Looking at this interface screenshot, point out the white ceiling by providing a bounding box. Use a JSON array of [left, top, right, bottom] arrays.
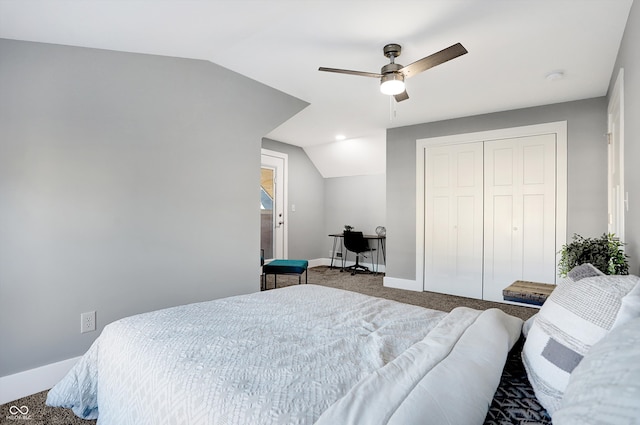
[[0, 0, 633, 177]]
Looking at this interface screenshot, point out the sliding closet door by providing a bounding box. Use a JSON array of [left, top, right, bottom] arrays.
[[483, 134, 557, 302], [424, 143, 484, 298]]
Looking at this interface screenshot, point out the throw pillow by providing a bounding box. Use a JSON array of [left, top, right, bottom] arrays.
[[566, 263, 604, 281], [522, 274, 639, 414], [611, 280, 640, 329], [522, 313, 536, 338], [552, 316, 640, 424], [556, 263, 605, 286]]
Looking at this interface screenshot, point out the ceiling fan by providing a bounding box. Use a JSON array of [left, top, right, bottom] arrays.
[[319, 42, 467, 102]]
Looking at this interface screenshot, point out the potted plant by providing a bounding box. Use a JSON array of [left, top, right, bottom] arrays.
[[558, 233, 629, 277], [344, 225, 354, 233]]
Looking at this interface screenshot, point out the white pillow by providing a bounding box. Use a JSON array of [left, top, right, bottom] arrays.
[[566, 263, 605, 281], [523, 265, 604, 339], [522, 274, 639, 414], [552, 316, 640, 424], [611, 281, 640, 329], [522, 313, 536, 338], [556, 263, 605, 286]]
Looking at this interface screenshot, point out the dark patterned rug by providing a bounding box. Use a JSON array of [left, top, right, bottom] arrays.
[[484, 337, 552, 425]]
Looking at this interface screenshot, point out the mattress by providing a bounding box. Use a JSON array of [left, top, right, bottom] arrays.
[[47, 284, 522, 425]]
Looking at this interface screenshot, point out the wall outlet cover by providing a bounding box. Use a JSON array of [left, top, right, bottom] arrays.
[[81, 311, 96, 333]]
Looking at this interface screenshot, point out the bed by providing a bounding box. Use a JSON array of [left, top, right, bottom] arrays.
[[47, 284, 523, 425]]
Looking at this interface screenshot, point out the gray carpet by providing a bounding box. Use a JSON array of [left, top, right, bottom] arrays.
[[265, 266, 537, 321], [1, 266, 537, 424]]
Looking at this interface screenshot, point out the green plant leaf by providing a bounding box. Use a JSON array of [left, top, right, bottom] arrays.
[[557, 233, 629, 276]]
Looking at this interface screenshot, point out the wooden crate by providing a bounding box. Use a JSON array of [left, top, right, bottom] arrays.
[[502, 280, 555, 306]]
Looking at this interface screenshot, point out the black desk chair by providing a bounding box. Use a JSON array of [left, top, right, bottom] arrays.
[[343, 231, 375, 275]]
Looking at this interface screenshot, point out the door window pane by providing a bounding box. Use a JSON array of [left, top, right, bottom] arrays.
[[260, 168, 274, 259]]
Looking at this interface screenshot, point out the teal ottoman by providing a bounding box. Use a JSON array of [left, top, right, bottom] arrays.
[[262, 259, 308, 290]]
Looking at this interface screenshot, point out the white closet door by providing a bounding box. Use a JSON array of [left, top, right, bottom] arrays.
[[425, 143, 484, 298], [483, 134, 557, 302]]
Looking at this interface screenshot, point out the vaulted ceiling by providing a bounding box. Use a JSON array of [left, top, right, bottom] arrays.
[[0, 0, 633, 177]]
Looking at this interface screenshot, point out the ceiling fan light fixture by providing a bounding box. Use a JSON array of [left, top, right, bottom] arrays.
[[545, 70, 565, 81], [380, 73, 405, 95]]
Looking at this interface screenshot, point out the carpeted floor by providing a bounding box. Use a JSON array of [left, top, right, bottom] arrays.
[[1, 266, 538, 425], [265, 266, 537, 321]]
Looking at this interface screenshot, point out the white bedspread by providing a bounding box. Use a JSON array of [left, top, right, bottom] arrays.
[[47, 284, 522, 425]]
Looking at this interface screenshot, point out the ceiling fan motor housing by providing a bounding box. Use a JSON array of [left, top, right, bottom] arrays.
[[381, 45, 404, 89], [383, 43, 402, 59], [381, 63, 403, 75]]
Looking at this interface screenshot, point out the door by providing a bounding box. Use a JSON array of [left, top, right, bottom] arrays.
[[483, 134, 557, 302], [608, 70, 625, 241], [261, 149, 287, 260], [424, 142, 484, 298], [417, 122, 567, 300]]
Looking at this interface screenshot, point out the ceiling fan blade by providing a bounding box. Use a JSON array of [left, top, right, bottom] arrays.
[[318, 67, 382, 78], [394, 90, 409, 102], [400, 43, 468, 78]]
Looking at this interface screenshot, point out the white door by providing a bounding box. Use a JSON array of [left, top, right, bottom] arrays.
[[608, 70, 625, 241], [261, 149, 287, 260], [483, 134, 557, 302], [424, 143, 484, 298]]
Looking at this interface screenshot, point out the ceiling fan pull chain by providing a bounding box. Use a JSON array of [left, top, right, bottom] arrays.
[[389, 95, 397, 121]]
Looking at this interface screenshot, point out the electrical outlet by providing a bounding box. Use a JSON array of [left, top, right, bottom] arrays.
[[81, 311, 96, 333], [336, 252, 343, 258]]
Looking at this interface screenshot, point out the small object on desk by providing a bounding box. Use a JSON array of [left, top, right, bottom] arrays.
[[503, 280, 556, 306]]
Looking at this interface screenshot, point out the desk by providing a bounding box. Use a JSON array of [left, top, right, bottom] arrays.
[[328, 233, 386, 273]]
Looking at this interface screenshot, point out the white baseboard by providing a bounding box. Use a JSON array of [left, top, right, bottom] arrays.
[[313, 258, 386, 273], [0, 356, 80, 405], [383, 276, 421, 292], [266, 258, 387, 274], [308, 258, 327, 268]]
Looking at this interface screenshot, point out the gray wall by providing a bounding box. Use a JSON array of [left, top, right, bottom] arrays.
[[0, 39, 307, 376], [386, 98, 608, 280], [609, 1, 639, 275], [324, 175, 386, 257], [261, 138, 325, 260]]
